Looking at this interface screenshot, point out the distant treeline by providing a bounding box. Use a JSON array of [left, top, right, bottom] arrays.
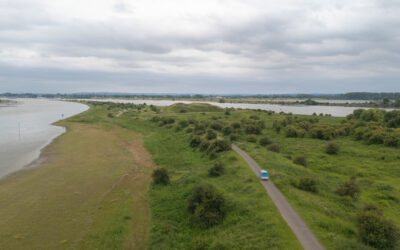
[[1, 92, 400, 100]]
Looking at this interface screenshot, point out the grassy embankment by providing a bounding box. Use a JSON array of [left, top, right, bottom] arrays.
[[0, 103, 303, 249], [110, 103, 303, 249], [138, 103, 400, 250], [0, 112, 154, 249]]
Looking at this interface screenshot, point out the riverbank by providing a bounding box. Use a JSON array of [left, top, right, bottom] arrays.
[[0, 99, 88, 179], [0, 121, 154, 249]]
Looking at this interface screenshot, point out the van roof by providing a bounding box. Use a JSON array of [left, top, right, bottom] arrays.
[[260, 170, 268, 173]]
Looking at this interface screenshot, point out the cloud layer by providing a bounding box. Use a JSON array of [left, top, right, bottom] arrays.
[[1, 0, 399, 93]]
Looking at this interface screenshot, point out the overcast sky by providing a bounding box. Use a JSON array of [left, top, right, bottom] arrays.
[[1, 0, 399, 94]]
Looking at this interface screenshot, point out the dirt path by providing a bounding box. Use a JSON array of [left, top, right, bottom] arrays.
[[232, 144, 325, 250]]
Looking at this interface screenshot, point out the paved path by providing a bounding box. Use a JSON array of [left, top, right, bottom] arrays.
[[232, 144, 324, 250]]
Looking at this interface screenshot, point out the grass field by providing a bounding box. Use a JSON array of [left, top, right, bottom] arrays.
[[0, 121, 154, 249]]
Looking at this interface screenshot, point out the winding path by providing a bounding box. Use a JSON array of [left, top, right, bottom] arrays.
[[232, 144, 324, 250]]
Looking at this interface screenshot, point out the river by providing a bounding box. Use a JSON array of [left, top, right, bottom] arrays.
[[75, 98, 380, 117], [0, 99, 88, 179]]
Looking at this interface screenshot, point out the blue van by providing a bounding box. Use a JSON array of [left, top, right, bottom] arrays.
[[260, 170, 269, 180]]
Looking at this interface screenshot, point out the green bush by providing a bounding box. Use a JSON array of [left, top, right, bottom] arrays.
[[259, 137, 272, 146], [222, 126, 233, 135], [199, 139, 210, 152], [295, 176, 318, 193], [190, 136, 202, 148], [231, 122, 241, 129], [206, 130, 217, 140], [336, 177, 361, 199], [293, 156, 307, 167], [208, 139, 231, 153], [230, 133, 239, 141], [208, 163, 224, 177], [267, 144, 280, 153], [152, 168, 170, 185], [247, 135, 257, 143], [187, 184, 226, 227], [210, 122, 223, 131], [326, 142, 340, 154], [285, 126, 305, 138], [356, 205, 399, 249]]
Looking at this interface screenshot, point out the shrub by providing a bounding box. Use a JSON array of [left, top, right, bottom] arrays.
[[222, 126, 233, 135], [383, 133, 400, 147], [230, 133, 238, 141], [356, 205, 399, 249], [208, 163, 224, 177], [336, 177, 361, 199], [190, 136, 202, 148], [249, 115, 260, 120], [247, 135, 257, 143], [326, 142, 340, 154], [185, 127, 194, 133], [293, 156, 307, 167], [178, 120, 188, 128], [199, 139, 210, 152], [152, 168, 170, 185], [187, 184, 226, 227], [267, 144, 280, 153], [259, 137, 272, 146], [208, 140, 231, 153], [310, 125, 336, 140], [231, 122, 241, 129], [295, 176, 318, 193], [245, 124, 262, 134], [206, 130, 217, 140], [210, 122, 223, 131], [285, 126, 305, 138]]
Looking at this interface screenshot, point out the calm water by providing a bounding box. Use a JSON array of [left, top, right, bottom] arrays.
[[0, 99, 88, 179], [76, 98, 380, 117]]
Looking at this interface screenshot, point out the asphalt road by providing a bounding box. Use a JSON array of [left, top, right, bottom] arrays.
[[232, 144, 325, 250]]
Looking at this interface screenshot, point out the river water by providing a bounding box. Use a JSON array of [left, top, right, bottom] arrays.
[[0, 99, 88, 179], [76, 98, 380, 117]]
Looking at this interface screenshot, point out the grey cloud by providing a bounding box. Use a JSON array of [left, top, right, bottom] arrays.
[[0, 0, 400, 93]]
